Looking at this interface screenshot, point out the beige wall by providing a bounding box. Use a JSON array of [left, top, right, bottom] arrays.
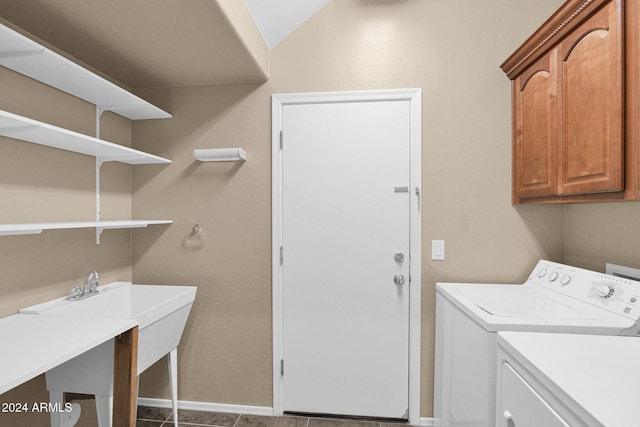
[[565, 203, 640, 271], [132, 83, 273, 406], [0, 65, 133, 424], [132, 0, 566, 418]]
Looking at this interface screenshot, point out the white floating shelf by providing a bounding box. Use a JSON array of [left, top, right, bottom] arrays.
[[0, 23, 171, 120], [0, 220, 173, 237], [193, 148, 247, 162], [0, 109, 171, 165]]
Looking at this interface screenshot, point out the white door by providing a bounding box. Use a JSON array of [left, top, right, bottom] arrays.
[[279, 92, 414, 419]]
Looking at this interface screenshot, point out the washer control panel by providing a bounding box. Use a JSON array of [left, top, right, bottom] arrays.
[[528, 260, 640, 320]]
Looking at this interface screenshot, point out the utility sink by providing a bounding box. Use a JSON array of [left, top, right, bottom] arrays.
[[20, 282, 197, 427], [21, 282, 196, 372]]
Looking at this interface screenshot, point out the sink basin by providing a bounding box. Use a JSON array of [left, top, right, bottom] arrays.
[[21, 282, 197, 372], [20, 282, 196, 427]]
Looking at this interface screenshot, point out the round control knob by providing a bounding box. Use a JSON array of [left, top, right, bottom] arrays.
[[560, 275, 572, 286], [548, 271, 559, 282], [537, 268, 547, 278], [597, 284, 614, 298]]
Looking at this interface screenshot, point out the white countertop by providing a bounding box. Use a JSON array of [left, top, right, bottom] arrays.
[[498, 332, 640, 427], [0, 313, 137, 395]]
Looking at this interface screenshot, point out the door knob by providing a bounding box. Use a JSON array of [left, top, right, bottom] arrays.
[[394, 274, 406, 286]]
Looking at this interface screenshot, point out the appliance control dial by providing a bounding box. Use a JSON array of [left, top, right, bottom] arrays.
[[537, 268, 547, 278], [596, 284, 615, 299], [548, 271, 559, 282], [560, 275, 572, 286]]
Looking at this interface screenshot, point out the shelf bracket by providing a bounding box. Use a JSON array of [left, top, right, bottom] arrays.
[[96, 106, 105, 139], [0, 49, 45, 60], [96, 225, 105, 244], [95, 156, 104, 244], [95, 106, 105, 244], [96, 221, 151, 244]]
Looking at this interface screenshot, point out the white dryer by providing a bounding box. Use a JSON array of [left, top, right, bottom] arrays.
[[496, 331, 640, 427], [433, 260, 640, 427]]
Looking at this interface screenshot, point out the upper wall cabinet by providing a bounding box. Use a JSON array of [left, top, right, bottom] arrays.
[[502, 0, 629, 204]]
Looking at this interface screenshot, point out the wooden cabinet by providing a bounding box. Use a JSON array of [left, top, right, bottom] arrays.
[[558, 2, 623, 196], [503, 0, 626, 203], [626, 0, 640, 199], [513, 52, 558, 199]]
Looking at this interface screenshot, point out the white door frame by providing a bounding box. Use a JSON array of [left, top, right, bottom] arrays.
[[272, 89, 422, 425]]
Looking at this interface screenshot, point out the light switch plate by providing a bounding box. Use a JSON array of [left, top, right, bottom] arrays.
[[432, 240, 445, 261]]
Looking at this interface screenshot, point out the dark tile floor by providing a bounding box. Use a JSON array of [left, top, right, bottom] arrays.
[[136, 406, 414, 427]]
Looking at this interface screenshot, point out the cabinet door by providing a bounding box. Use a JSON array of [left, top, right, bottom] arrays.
[[513, 53, 558, 201], [499, 362, 570, 427], [627, 0, 640, 199], [558, 1, 623, 195]]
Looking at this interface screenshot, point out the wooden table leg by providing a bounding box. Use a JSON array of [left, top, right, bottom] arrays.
[[113, 326, 139, 427]]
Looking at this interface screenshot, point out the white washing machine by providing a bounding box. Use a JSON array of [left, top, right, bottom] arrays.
[[496, 331, 640, 427], [433, 260, 640, 427]]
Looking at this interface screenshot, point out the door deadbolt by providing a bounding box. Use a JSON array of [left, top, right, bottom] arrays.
[[394, 252, 405, 263], [394, 274, 406, 286]]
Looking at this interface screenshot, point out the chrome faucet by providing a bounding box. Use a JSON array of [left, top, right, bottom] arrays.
[[70, 270, 100, 300]]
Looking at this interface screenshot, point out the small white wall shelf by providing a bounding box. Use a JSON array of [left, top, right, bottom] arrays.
[[193, 148, 247, 162], [0, 22, 171, 120], [0, 109, 170, 165], [0, 220, 173, 237]]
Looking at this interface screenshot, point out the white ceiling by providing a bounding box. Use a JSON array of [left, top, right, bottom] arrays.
[[244, 0, 329, 49]]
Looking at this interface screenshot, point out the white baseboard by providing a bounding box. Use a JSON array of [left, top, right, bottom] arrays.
[[137, 397, 274, 417], [139, 398, 436, 426]]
